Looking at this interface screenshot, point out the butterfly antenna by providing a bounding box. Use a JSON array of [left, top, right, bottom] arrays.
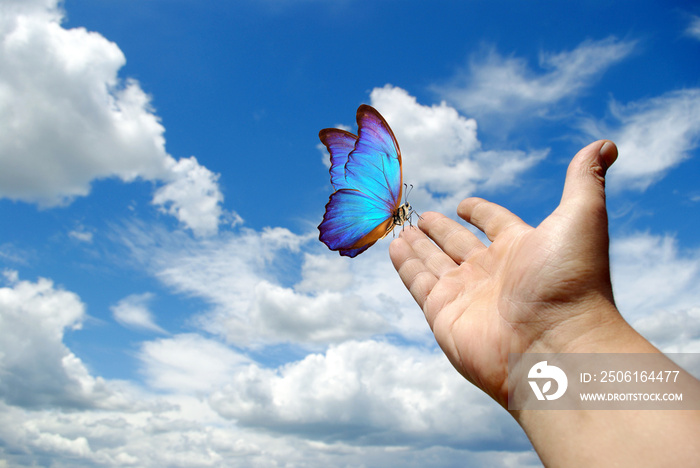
[[401, 183, 423, 229], [404, 183, 414, 204]]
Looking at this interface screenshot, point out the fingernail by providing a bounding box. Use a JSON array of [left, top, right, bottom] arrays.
[[599, 140, 618, 169]]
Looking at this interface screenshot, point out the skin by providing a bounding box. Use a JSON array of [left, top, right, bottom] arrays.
[[390, 140, 700, 467]]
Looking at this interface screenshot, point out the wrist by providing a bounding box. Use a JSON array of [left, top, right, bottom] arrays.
[[525, 297, 658, 355]]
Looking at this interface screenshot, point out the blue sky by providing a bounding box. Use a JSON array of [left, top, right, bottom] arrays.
[[1, 0, 700, 466]]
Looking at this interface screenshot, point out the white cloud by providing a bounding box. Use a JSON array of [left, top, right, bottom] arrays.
[[0, 271, 127, 409], [31, 431, 92, 458], [686, 14, 700, 40], [632, 308, 700, 353], [111, 292, 167, 334], [0, 397, 252, 467], [138, 334, 252, 393], [152, 156, 225, 237], [114, 221, 425, 347], [610, 232, 700, 351], [0, 243, 30, 265], [0, 268, 533, 467], [247, 280, 390, 343], [210, 340, 522, 449], [295, 252, 354, 292], [0, 6, 166, 202], [581, 89, 700, 191], [611, 232, 700, 318], [437, 37, 635, 119], [0, 396, 536, 468], [0, 0, 226, 235], [369, 85, 547, 214], [68, 227, 94, 243]]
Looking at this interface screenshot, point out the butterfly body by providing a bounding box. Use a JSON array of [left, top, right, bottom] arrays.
[[318, 105, 412, 257]]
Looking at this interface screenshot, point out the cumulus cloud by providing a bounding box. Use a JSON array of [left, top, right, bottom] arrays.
[[0, 396, 260, 467], [369, 85, 547, 214], [247, 281, 390, 343], [0, 267, 519, 467], [0, 266, 530, 467], [210, 340, 523, 449], [437, 37, 635, 119], [611, 232, 700, 326], [0, 396, 534, 468], [111, 292, 167, 334], [0, 271, 125, 409], [581, 89, 700, 191], [0, 0, 226, 235], [152, 156, 225, 237]]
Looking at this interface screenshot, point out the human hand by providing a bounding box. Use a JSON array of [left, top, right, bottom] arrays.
[[390, 140, 651, 406]]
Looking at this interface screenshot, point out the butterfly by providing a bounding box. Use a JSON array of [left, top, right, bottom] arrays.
[[318, 105, 415, 257]]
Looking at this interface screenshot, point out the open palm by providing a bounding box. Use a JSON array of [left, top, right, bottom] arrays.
[[390, 140, 621, 406]]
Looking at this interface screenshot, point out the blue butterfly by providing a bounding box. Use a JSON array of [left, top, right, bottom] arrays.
[[318, 105, 414, 257]]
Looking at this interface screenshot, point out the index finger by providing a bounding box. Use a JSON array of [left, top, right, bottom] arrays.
[[457, 197, 528, 241], [417, 211, 486, 263]]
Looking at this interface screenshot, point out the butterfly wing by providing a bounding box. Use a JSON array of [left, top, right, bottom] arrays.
[[319, 189, 396, 257], [344, 105, 402, 209], [318, 105, 403, 257], [319, 128, 357, 190]]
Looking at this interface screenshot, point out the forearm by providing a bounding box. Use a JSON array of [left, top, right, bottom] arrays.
[[519, 408, 700, 467], [512, 306, 700, 467]]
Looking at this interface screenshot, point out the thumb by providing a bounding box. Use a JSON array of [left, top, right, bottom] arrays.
[[559, 140, 618, 218], [553, 140, 618, 304]]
